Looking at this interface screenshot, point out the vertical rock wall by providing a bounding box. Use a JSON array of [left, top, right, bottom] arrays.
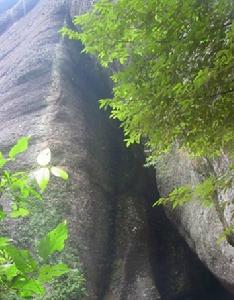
[[0, 1, 233, 299], [156, 149, 234, 294]]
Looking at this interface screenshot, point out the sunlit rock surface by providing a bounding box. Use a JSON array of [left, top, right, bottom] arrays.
[[0, 0, 233, 299]]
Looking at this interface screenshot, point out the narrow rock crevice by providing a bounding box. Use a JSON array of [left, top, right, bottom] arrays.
[[0, 1, 233, 299]]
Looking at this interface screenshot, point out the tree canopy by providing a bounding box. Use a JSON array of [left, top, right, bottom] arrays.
[[61, 0, 234, 163]]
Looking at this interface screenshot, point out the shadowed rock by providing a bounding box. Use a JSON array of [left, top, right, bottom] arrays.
[[156, 149, 234, 294], [0, 1, 233, 299]]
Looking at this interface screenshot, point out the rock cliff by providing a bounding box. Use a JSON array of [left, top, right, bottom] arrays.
[[156, 149, 234, 294], [0, 0, 233, 299]]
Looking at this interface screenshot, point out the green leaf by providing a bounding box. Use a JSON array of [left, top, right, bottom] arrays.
[[38, 221, 68, 260], [0, 263, 19, 280], [34, 167, 50, 191], [5, 245, 37, 274], [21, 280, 45, 297], [13, 278, 45, 297], [0, 237, 11, 248], [51, 166, 69, 180], [9, 137, 29, 159], [10, 207, 30, 218], [39, 263, 69, 283], [37, 148, 51, 166], [62, 0, 234, 160], [0, 152, 7, 168]]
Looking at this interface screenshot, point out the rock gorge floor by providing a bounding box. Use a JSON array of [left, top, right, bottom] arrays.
[[0, 0, 233, 299]]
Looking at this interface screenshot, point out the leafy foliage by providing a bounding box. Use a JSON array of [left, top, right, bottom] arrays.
[[34, 148, 68, 192], [155, 162, 233, 203], [154, 175, 218, 208], [61, 0, 234, 243], [8, 137, 30, 159], [0, 138, 74, 298], [154, 166, 234, 243], [38, 221, 68, 260], [61, 0, 234, 161], [217, 225, 234, 245], [38, 264, 69, 284], [13, 192, 87, 300], [154, 185, 193, 209], [36, 268, 86, 300]]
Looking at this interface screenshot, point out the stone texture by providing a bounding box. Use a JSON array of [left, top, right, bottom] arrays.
[[0, 1, 160, 298], [0, 1, 233, 299], [156, 149, 234, 294]]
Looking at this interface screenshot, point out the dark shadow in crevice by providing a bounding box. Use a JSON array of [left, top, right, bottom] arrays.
[[147, 194, 234, 300], [63, 17, 234, 299]]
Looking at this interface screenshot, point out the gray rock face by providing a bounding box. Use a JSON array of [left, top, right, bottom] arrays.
[[156, 149, 234, 294], [0, 1, 233, 299]]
